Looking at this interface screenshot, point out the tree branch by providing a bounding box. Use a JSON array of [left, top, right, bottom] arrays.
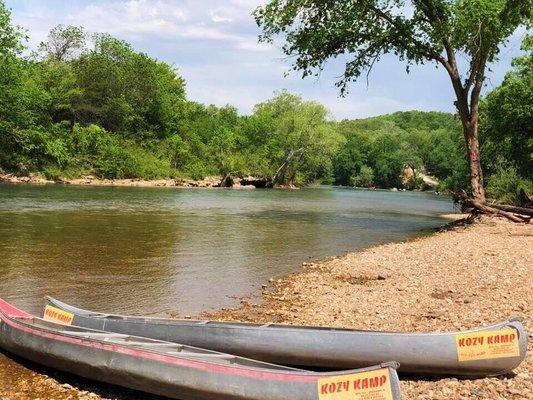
[[469, 57, 487, 118], [418, 0, 458, 71], [367, 4, 449, 67]]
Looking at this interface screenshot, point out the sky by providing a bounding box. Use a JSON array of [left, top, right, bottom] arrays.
[[6, 0, 527, 119]]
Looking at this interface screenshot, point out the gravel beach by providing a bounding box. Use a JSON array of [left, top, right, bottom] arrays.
[[1, 216, 531, 399]]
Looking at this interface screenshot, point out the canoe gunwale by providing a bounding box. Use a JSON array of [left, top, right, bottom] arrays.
[[46, 296, 524, 337]]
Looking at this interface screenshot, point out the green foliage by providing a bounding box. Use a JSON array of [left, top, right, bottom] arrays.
[[0, 0, 25, 57], [486, 165, 533, 205], [250, 91, 345, 185], [70, 33, 186, 139], [0, 13, 529, 205], [255, 0, 531, 200], [66, 124, 174, 179], [332, 112, 464, 189], [37, 25, 85, 61], [350, 165, 374, 187], [481, 35, 532, 181]]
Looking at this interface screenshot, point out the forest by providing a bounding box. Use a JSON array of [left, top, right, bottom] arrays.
[[0, 2, 531, 204]]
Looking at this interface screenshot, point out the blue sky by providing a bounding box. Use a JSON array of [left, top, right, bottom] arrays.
[[7, 0, 527, 119]]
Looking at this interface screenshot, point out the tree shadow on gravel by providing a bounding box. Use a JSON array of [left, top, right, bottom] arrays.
[[0, 349, 166, 400]]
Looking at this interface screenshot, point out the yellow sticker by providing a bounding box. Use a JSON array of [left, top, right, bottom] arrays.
[[455, 328, 520, 362], [43, 305, 74, 325], [318, 368, 393, 400]]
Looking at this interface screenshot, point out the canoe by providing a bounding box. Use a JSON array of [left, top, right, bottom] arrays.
[[46, 297, 527, 377], [0, 299, 401, 400]]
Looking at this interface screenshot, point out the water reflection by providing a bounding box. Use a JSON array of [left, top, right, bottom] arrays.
[[0, 185, 455, 316]]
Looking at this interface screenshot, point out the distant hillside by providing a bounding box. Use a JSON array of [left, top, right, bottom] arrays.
[[332, 111, 465, 189], [341, 110, 459, 132]]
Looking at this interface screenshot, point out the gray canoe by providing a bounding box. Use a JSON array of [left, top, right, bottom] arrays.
[[0, 298, 401, 400], [46, 297, 527, 377]]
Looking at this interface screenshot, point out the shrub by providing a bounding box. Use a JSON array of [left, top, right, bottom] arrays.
[[486, 165, 533, 205], [350, 165, 374, 187]]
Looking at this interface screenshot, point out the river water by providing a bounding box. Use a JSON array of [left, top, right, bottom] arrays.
[[0, 184, 455, 317]]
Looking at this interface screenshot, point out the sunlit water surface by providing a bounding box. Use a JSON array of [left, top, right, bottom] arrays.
[[0, 185, 455, 316]]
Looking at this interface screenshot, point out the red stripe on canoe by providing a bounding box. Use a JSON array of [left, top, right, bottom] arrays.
[[0, 299, 32, 318], [0, 302, 319, 382]]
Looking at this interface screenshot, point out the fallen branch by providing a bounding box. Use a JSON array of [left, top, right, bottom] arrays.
[[453, 191, 531, 223], [483, 202, 533, 217], [470, 199, 527, 223]]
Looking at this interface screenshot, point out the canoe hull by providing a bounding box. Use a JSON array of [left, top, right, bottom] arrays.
[[1, 300, 401, 400], [47, 298, 528, 376]]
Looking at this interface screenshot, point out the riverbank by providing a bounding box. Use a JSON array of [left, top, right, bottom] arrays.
[[1, 216, 530, 399], [206, 216, 532, 400], [0, 173, 440, 192], [0, 173, 243, 188], [0, 173, 303, 190]]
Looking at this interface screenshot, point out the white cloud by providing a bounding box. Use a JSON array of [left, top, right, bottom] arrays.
[[180, 25, 240, 41], [70, 1, 187, 37], [210, 9, 234, 24]]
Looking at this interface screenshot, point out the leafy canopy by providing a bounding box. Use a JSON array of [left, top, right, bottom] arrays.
[[255, 0, 532, 93], [37, 25, 85, 61], [0, 0, 25, 57]]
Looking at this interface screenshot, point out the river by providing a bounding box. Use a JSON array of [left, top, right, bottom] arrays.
[[0, 184, 455, 317]]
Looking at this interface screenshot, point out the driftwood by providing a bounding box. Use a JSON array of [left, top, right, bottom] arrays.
[[272, 148, 305, 185], [454, 191, 531, 224], [483, 202, 533, 217]]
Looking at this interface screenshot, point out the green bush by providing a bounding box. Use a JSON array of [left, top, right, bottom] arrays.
[[42, 166, 63, 181], [184, 160, 212, 181], [66, 124, 175, 180], [486, 165, 533, 205], [350, 165, 374, 187]]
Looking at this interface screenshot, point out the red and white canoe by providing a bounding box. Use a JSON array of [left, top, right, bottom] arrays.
[[0, 299, 401, 400]]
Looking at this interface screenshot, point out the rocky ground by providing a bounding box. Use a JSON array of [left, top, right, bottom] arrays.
[[206, 216, 532, 400], [0, 173, 258, 189], [1, 216, 531, 399]]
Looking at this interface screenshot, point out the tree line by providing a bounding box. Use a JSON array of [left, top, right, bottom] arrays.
[[0, 2, 531, 204], [254, 0, 531, 204]]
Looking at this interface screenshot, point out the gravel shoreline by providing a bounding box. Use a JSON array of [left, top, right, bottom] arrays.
[[1, 216, 531, 399], [0, 174, 255, 189], [206, 217, 532, 400]]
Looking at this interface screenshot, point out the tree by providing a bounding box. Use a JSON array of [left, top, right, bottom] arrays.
[[73, 33, 186, 138], [37, 25, 85, 62], [481, 35, 532, 181], [0, 1, 55, 172], [252, 91, 345, 186], [0, 0, 24, 57], [32, 60, 82, 130], [255, 0, 532, 200], [479, 35, 532, 204]]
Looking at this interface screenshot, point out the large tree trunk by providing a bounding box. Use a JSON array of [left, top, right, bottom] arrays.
[[464, 123, 485, 201], [451, 81, 486, 201], [447, 61, 487, 202], [272, 147, 304, 185]]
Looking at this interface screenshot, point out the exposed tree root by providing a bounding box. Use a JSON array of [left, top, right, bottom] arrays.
[[453, 191, 531, 224]]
